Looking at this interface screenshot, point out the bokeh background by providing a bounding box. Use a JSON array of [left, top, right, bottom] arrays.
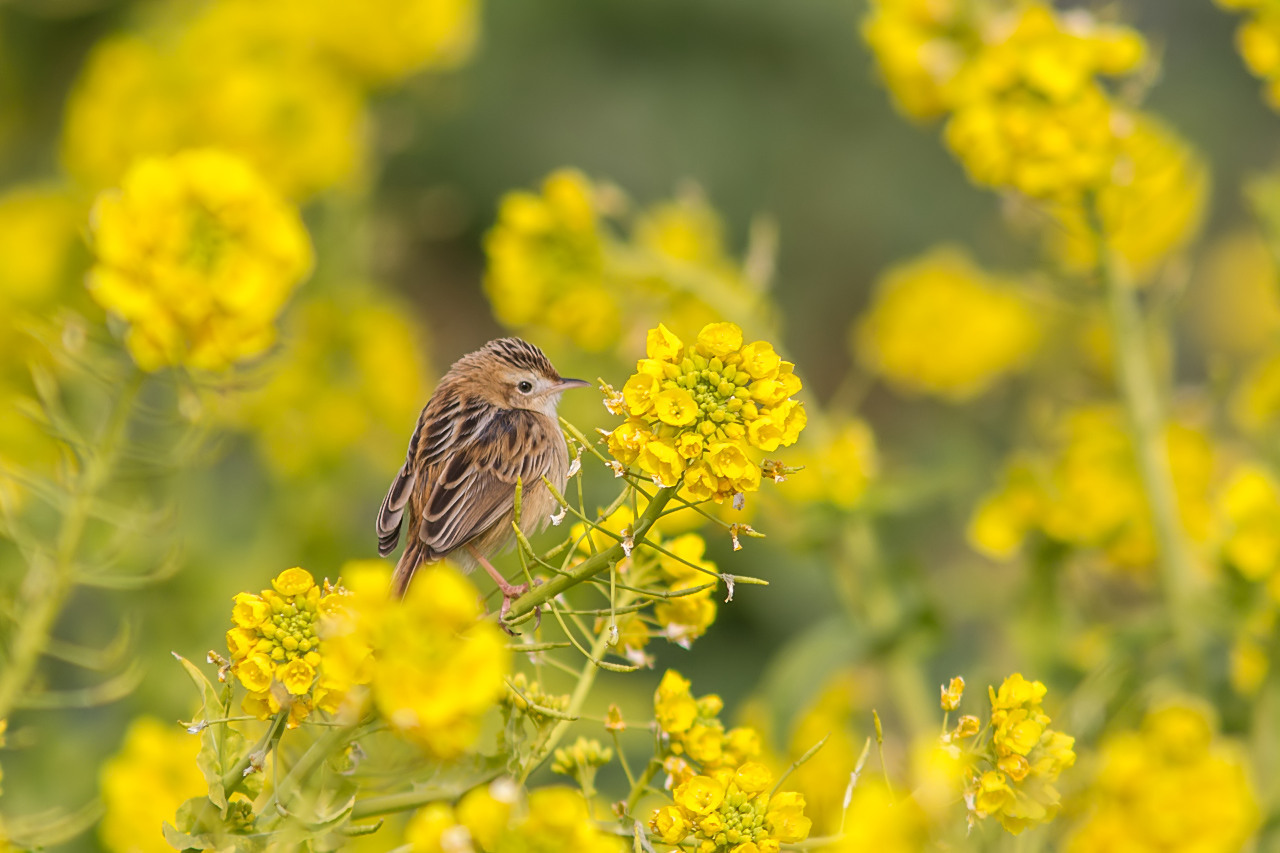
[[1, 0, 1278, 849]]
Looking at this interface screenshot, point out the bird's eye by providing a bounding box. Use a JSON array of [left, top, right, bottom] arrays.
[[517, 380, 534, 394]]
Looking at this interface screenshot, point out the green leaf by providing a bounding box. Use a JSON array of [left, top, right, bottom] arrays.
[[173, 652, 245, 811]]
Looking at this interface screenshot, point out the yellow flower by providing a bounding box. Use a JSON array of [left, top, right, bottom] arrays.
[[1219, 1, 1280, 110], [655, 670, 699, 734], [272, 566, 315, 596], [1188, 230, 1280, 359], [828, 781, 927, 852], [327, 563, 510, 757], [855, 246, 1041, 401], [966, 673, 1075, 834], [862, 0, 967, 121], [654, 387, 700, 426], [483, 169, 618, 352], [1044, 116, 1208, 282], [674, 775, 726, 815], [456, 783, 514, 850], [277, 658, 316, 695], [62, 5, 367, 200], [87, 149, 313, 372], [650, 805, 692, 844], [608, 322, 804, 501], [1067, 704, 1259, 852], [0, 184, 83, 307], [99, 717, 205, 853]]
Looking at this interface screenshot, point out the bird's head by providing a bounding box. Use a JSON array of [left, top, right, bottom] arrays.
[[469, 338, 591, 415]]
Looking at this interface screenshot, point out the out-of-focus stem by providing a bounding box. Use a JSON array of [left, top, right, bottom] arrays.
[[1089, 199, 1201, 672], [0, 371, 142, 721]]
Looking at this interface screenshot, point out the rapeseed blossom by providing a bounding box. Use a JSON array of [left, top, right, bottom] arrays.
[[778, 415, 877, 510], [483, 171, 776, 352], [227, 567, 359, 727], [861, 0, 967, 121], [855, 247, 1041, 401], [87, 149, 313, 372], [1066, 704, 1259, 850], [1188, 231, 1280, 358], [649, 673, 810, 852], [483, 169, 618, 352], [969, 405, 1215, 570], [323, 561, 510, 757], [1044, 116, 1208, 281], [406, 782, 624, 852], [607, 323, 805, 502], [98, 717, 205, 853], [964, 674, 1076, 834], [1216, 0, 1280, 109]]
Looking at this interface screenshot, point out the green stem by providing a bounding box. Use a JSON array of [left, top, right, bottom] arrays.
[[623, 758, 662, 817], [503, 487, 677, 623], [1089, 199, 1201, 674], [0, 371, 143, 721]]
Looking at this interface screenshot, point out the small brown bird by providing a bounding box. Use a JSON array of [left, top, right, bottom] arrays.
[[376, 337, 589, 618]]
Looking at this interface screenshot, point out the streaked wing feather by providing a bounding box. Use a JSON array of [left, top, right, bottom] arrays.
[[417, 408, 557, 557], [376, 414, 425, 556]]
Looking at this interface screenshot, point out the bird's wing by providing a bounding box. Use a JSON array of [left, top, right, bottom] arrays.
[[416, 407, 559, 558], [376, 411, 425, 557]]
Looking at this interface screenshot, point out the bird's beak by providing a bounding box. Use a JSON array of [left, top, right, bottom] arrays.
[[556, 377, 592, 391]]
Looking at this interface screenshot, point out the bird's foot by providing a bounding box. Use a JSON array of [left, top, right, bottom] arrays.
[[497, 578, 543, 636]]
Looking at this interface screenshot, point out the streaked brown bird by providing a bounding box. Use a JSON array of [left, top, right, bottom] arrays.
[[376, 337, 590, 619]]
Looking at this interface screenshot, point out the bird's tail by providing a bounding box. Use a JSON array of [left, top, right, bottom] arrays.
[[392, 539, 431, 598]]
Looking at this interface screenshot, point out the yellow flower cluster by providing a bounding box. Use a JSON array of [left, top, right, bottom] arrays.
[[1218, 464, 1280, 593], [1044, 116, 1209, 281], [87, 149, 313, 373], [323, 561, 510, 758], [650, 764, 811, 853], [969, 405, 1215, 571], [483, 170, 775, 352], [1232, 347, 1280, 432], [61, 0, 478, 199], [965, 674, 1076, 835], [855, 247, 1042, 401], [944, 4, 1145, 198], [1066, 705, 1259, 851], [227, 567, 356, 727], [407, 782, 623, 853], [649, 672, 811, 853], [777, 415, 877, 510], [98, 717, 205, 853], [653, 671, 764, 776], [484, 169, 616, 352], [1216, 0, 1280, 109], [863, 1, 1150, 199], [861, 0, 966, 121], [218, 287, 431, 479], [607, 322, 805, 502]]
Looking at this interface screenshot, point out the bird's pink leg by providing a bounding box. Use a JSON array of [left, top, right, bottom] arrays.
[[465, 543, 539, 633]]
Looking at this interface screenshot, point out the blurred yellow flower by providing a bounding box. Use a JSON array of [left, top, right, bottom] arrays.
[[778, 415, 877, 510], [829, 781, 928, 852], [218, 286, 431, 478], [1066, 704, 1259, 851], [1217, 464, 1280, 594], [406, 783, 623, 853], [970, 405, 1216, 571], [1188, 230, 1280, 359], [62, 8, 365, 201], [1217, 0, 1280, 109], [99, 717, 205, 853], [607, 323, 805, 502], [862, 0, 967, 121], [943, 4, 1146, 198], [87, 149, 313, 372], [324, 562, 510, 757], [484, 169, 619, 352], [0, 184, 84, 308], [855, 247, 1042, 401], [1045, 116, 1209, 281], [782, 671, 863, 835]]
